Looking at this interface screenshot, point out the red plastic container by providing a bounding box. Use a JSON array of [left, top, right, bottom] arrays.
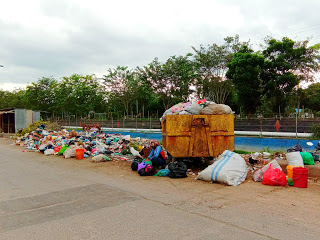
[[293, 167, 309, 188], [76, 148, 85, 160]]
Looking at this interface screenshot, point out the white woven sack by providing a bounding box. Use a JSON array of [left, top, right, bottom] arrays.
[[286, 152, 304, 167], [196, 150, 247, 186]]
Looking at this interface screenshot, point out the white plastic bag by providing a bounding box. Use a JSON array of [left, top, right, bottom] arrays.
[[196, 150, 247, 186], [63, 146, 78, 159], [199, 104, 232, 115], [286, 152, 304, 167], [44, 149, 55, 156], [253, 159, 282, 182], [92, 154, 106, 162], [187, 102, 204, 114]]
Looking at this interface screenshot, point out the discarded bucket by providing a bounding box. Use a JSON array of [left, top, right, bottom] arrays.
[[293, 167, 308, 188], [286, 165, 295, 179], [76, 148, 85, 160]]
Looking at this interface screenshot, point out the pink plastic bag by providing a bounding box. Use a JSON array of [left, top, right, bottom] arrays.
[[262, 164, 287, 186]]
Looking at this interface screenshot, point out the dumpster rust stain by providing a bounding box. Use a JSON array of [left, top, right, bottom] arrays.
[[162, 115, 234, 158]]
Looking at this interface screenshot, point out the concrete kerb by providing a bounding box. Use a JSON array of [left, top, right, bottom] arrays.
[[277, 159, 320, 178]]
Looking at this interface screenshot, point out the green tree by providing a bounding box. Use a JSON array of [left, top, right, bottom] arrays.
[[25, 77, 57, 112], [103, 66, 139, 117], [226, 46, 265, 114], [261, 37, 320, 112], [56, 74, 106, 116], [139, 54, 196, 110], [302, 83, 320, 112], [192, 35, 246, 102], [0, 89, 27, 109]]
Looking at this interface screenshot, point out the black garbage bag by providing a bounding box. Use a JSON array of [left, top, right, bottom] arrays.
[[287, 143, 303, 153], [138, 164, 156, 176], [103, 150, 114, 155], [168, 161, 188, 178], [131, 158, 143, 171]]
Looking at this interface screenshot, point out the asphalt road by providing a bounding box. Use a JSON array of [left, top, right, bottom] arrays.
[[1, 139, 320, 240]]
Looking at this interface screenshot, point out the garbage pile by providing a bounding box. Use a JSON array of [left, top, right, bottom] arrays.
[[244, 143, 319, 188], [14, 126, 152, 161], [160, 99, 232, 121], [130, 157, 188, 178]]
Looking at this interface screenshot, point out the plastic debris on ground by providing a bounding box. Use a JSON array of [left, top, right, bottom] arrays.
[[14, 126, 160, 163]]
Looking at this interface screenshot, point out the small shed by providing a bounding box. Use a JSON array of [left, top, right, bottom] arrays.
[[0, 108, 41, 133]]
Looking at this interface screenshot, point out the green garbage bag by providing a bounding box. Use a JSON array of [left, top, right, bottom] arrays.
[[300, 152, 314, 165], [58, 145, 69, 156]]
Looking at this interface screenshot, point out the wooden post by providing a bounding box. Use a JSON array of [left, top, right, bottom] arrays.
[[8, 113, 10, 133]]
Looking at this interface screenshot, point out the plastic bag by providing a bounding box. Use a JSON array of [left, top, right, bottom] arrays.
[[63, 146, 78, 159], [54, 146, 62, 153], [138, 164, 156, 176], [154, 169, 170, 177], [262, 164, 287, 186], [300, 152, 314, 165], [253, 160, 282, 182], [286, 152, 304, 167], [168, 161, 187, 178], [287, 143, 303, 153], [44, 149, 55, 156], [199, 103, 232, 115], [196, 150, 247, 186], [187, 102, 204, 114], [57, 145, 69, 156], [92, 154, 106, 162]]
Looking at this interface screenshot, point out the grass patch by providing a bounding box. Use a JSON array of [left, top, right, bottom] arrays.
[[234, 149, 251, 154]]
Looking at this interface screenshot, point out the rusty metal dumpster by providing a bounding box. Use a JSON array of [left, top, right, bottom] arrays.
[[161, 114, 234, 158]]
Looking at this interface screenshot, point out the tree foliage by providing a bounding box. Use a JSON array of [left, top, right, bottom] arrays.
[[1, 35, 319, 118], [226, 46, 265, 114], [139, 54, 196, 109], [25, 77, 57, 112], [192, 35, 246, 102], [56, 74, 106, 115], [262, 37, 320, 112]]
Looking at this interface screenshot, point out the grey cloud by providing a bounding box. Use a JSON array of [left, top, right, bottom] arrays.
[[1, 0, 320, 89]]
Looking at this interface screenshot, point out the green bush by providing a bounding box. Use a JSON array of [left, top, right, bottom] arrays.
[[16, 120, 62, 137], [311, 124, 320, 139]]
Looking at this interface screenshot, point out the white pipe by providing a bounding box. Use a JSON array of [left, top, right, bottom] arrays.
[[234, 131, 311, 138]]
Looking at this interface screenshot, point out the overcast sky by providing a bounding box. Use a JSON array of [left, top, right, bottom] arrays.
[[1, 0, 319, 91]]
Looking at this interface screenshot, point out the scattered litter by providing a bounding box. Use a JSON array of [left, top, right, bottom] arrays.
[[253, 159, 282, 182]]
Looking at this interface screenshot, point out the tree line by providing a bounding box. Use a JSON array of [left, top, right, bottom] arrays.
[[1, 35, 320, 119]]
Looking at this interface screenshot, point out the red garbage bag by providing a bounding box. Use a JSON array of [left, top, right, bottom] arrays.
[[262, 164, 287, 186], [54, 146, 62, 153]]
